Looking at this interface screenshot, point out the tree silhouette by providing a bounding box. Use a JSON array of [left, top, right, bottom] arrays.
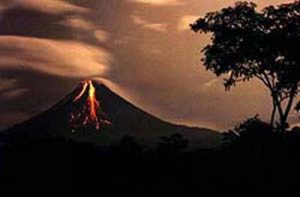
[[116, 135, 143, 157], [158, 133, 188, 154], [191, 1, 300, 131]]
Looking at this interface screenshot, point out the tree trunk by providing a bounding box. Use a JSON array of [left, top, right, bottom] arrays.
[[270, 100, 276, 127], [280, 87, 297, 132], [271, 93, 287, 133], [279, 116, 287, 133]]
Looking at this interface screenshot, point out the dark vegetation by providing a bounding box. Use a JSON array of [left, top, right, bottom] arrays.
[[1, 118, 300, 196], [191, 1, 300, 131]]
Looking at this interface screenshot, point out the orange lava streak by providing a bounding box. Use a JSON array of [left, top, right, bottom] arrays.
[[72, 80, 111, 131], [87, 80, 99, 121], [74, 81, 88, 102]]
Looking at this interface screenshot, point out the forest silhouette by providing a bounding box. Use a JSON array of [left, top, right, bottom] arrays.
[[1, 1, 300, 197]]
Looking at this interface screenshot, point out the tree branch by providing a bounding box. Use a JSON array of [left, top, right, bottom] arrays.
[[283, 86, 297, 122]]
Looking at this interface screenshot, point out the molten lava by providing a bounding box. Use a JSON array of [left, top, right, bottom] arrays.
[[71, 80, 111, 131], [88, 80, 99, 121], [74, 81, 88, 102]]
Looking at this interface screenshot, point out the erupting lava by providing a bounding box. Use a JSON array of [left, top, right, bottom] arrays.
[[70, 80, 111, 131], [87, 80, 99, 121], [74, 81, 89, 102]]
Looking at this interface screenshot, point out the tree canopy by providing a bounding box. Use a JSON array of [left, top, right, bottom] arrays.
[[191, 1, 300, 131]]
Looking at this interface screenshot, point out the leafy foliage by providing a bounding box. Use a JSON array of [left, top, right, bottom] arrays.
[[191, 1, 300, 130], [222, 116, 282, 158], [158, 133, 188, 154], [223, 115, 274, 141]]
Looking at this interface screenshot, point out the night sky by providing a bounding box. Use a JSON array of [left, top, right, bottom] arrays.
[[0, 0, 296, 131]]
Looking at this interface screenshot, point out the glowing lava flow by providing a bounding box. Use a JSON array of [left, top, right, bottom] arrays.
[[74, 81, 88, 102], [71, 80, 111, 131], [87, 80, 99, 121]]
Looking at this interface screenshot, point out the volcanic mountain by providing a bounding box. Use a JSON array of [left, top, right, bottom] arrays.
[[2, 80, 221, 148]]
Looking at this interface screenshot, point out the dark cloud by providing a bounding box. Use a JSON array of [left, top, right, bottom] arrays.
[[0, 7, 69, 39], [0, 36, 111, 78]]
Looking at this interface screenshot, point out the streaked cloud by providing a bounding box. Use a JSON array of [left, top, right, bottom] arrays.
[[178, 15, 199, 31], [9, 0, 88, 14], [94, 30, 109, 43], [60, 16, 110, 43], [0, 78, 18, 92], [0, 36, 111, 78], [2, 88, 28, 99], [60, 17, 96, 31], [130, 0, 184, 6], [131, 15, 167, 32], [204, 79, 220, 88]]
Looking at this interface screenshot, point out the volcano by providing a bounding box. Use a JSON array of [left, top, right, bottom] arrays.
[[2, 80, 220, 148]]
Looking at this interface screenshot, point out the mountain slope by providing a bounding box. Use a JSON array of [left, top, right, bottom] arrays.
[[2, 81, 221, 148]]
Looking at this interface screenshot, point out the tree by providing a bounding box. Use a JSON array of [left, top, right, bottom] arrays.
[[222, 116, 279, 154], [116, 135, 143, 157], [158, 133, 188, 154], [191, 1, 300, 132]]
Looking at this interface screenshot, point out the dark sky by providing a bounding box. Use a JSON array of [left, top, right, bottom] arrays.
[[0, 0, 296, 131]]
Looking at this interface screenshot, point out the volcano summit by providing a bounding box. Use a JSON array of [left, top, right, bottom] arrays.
[[70, 80, 111, 131], [2, 80, 220, 148]]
